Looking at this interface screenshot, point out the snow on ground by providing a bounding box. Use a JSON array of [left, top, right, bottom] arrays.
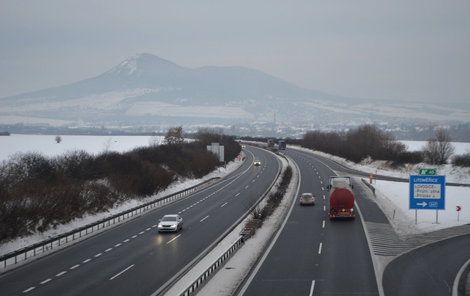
[[0, 134, 165, 162], [289, 145, 470, 235], [194, 156, 296, 296], [401, 140, 470, 155], [372, 179, 470, 235], [0, 153, 245, 257], [289, 145, 470, 185]]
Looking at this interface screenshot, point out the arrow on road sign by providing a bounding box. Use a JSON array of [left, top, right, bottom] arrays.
[[457, 206, 462, 212], [416, 201, 428, 207]]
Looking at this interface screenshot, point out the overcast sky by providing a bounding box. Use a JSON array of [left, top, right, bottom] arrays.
[[1, 0, 469, 103]]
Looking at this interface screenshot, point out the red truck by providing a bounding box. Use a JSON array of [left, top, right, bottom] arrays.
[[328, 177, 355, 220]]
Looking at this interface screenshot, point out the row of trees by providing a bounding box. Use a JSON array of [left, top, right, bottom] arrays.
[[0, 128, 241, 242], [301, 125, 460, 166]]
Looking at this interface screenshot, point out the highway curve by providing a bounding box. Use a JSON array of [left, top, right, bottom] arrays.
[[0, 146, 280, 296]]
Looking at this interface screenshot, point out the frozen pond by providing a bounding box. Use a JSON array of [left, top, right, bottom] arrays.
[[0, 134, 164, 162]]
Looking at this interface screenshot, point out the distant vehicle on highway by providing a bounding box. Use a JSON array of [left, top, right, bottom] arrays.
[[253, 160, 261, 166], [278, 140, 286, 150], [299, 192, 315, 206], [158, 214, 183, 232]]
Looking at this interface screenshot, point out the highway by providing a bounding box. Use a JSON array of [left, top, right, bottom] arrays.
[[0, 146, 280, 296], [240, 148, 378, 296]]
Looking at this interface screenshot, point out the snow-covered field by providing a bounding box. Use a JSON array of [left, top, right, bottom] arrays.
[[372, 179, 470, 235], [401, 140, 470, 155], [0, 134, 164, 162]]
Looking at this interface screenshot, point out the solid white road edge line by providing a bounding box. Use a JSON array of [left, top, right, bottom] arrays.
[[150, 147, 273, 296], [236, 154, 301, 296], [309, 280, 316, 296], [452, 257, 470, 296], [166, 234, 181, 244], [109, 264, 135, 281]]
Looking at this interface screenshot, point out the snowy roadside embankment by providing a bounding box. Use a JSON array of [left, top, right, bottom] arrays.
[[372, 179, 470, 235], [0, 154, 245, 257], [194, 156, 299, 296], [289, 145, 470, 185]]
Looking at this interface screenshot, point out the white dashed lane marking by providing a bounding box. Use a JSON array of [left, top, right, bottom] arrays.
[[235, 193, 240, 197], [166, 234, 181, 244], [40, 279, 51, 285], [109, 264, 135, 281], [318, 243, 323, 255], [70, 264, 80, 270], [221, 202, 228, 208], [94, 253, 102, 258], [83, 258, 91, 263], [200, 215, 210, 222], [105, 248, 112, 252], [115, 243, 122, 247], [123, 239, 130, 243], [56, 271, 67, 277], [23, 287, 35, 293], [322, 220, 325, 228], [309, 280, 316, 296]]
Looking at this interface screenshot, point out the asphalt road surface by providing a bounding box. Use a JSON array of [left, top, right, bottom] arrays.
[[0, 146, 280, 296], [240, 148, 378, 296], [383, 232, 470, 296]]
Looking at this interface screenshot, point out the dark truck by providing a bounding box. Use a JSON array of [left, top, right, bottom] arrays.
[[327, 177, 355, 220]]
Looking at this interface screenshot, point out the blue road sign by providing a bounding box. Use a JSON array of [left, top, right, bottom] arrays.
[[409, 175, 446, 210]]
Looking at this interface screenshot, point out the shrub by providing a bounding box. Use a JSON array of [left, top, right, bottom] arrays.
[[0, 130, 239, 242], [452, 153, 470, 167]]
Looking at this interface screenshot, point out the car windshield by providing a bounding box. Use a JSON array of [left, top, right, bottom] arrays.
[[302, 194, 312, 198], [162, 216, 177, 221]]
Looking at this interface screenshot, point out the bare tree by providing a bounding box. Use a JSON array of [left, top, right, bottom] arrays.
[[164, 126, 184, 145], [423, 128, 455, 164]]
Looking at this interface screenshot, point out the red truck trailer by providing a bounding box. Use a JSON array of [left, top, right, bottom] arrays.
[[328, 177, 355, 220]]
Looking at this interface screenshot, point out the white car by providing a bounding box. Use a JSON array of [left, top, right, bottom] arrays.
[[158, 214, 183, 232], [299, 193, 316, 206], [253, 160, 261, 166]]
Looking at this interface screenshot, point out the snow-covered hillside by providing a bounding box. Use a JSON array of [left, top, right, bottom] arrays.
[[1, 53, 469, 127]]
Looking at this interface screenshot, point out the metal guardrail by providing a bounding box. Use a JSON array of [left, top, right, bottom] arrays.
[[0, 177, 220, 270], [180, 236, 244, 296], [173, 147, 288, 296], [361, 178, 376, 195]]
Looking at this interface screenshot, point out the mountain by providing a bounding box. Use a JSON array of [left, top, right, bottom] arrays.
[[0, 53, 469, 129]]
